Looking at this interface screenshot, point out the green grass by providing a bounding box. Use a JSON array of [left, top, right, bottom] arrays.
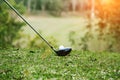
[[21, 17, 87, 46], [0, 49, 120, 80]]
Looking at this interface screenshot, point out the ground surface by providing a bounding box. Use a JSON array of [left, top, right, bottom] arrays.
[[0, 49, 120, 80], [21, 16, 88, 46]]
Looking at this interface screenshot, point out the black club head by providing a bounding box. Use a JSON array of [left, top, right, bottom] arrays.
[[55, 47, 72, 56]]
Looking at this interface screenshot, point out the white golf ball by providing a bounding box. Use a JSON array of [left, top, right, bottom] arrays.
[[59, 45, 64, 49]]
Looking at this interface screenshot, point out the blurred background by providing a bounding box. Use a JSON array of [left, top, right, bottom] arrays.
[[0, 0, 120, 52]]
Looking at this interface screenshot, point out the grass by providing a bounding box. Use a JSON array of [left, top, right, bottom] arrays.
[[21, 16, 88, 46], [0, 49, 120, 80]]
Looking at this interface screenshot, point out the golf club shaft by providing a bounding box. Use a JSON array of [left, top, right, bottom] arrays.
[[3, 0, 56, 52]]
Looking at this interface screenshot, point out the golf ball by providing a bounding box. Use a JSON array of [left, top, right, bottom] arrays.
[[59, 45, 64, 49]]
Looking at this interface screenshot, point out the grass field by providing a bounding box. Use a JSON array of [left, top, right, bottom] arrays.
[[0, 49, 120, 80], [21, 16, 88, 46], [18, 16, 119, 52]]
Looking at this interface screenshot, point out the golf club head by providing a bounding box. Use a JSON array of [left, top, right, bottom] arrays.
[[55, 47, 72, 56]]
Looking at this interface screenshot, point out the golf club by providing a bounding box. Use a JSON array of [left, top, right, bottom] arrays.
[[3, 0, 72, 56]]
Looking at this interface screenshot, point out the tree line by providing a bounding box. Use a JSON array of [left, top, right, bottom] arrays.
[[15, 0, 90, 14]]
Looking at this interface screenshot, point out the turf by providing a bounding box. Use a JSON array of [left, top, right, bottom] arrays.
[[22, 17, 87, 46], [0, 49, 120, 80]]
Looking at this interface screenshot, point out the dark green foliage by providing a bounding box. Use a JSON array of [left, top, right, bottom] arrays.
[[19, 0, 64, 16], [46, 0, 64, 16], [0, 49, 120, 80], [0, 0, 25, 48]]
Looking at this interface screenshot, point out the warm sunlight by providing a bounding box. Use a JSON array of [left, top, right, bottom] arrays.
[[101, 0, 113, 5]]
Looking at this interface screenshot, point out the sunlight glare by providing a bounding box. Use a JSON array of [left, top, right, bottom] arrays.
[[102, 0, 113, 4]]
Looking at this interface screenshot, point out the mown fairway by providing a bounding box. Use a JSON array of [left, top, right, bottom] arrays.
[[22, 16, 88, 46], [0, 49, 120, 80]]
